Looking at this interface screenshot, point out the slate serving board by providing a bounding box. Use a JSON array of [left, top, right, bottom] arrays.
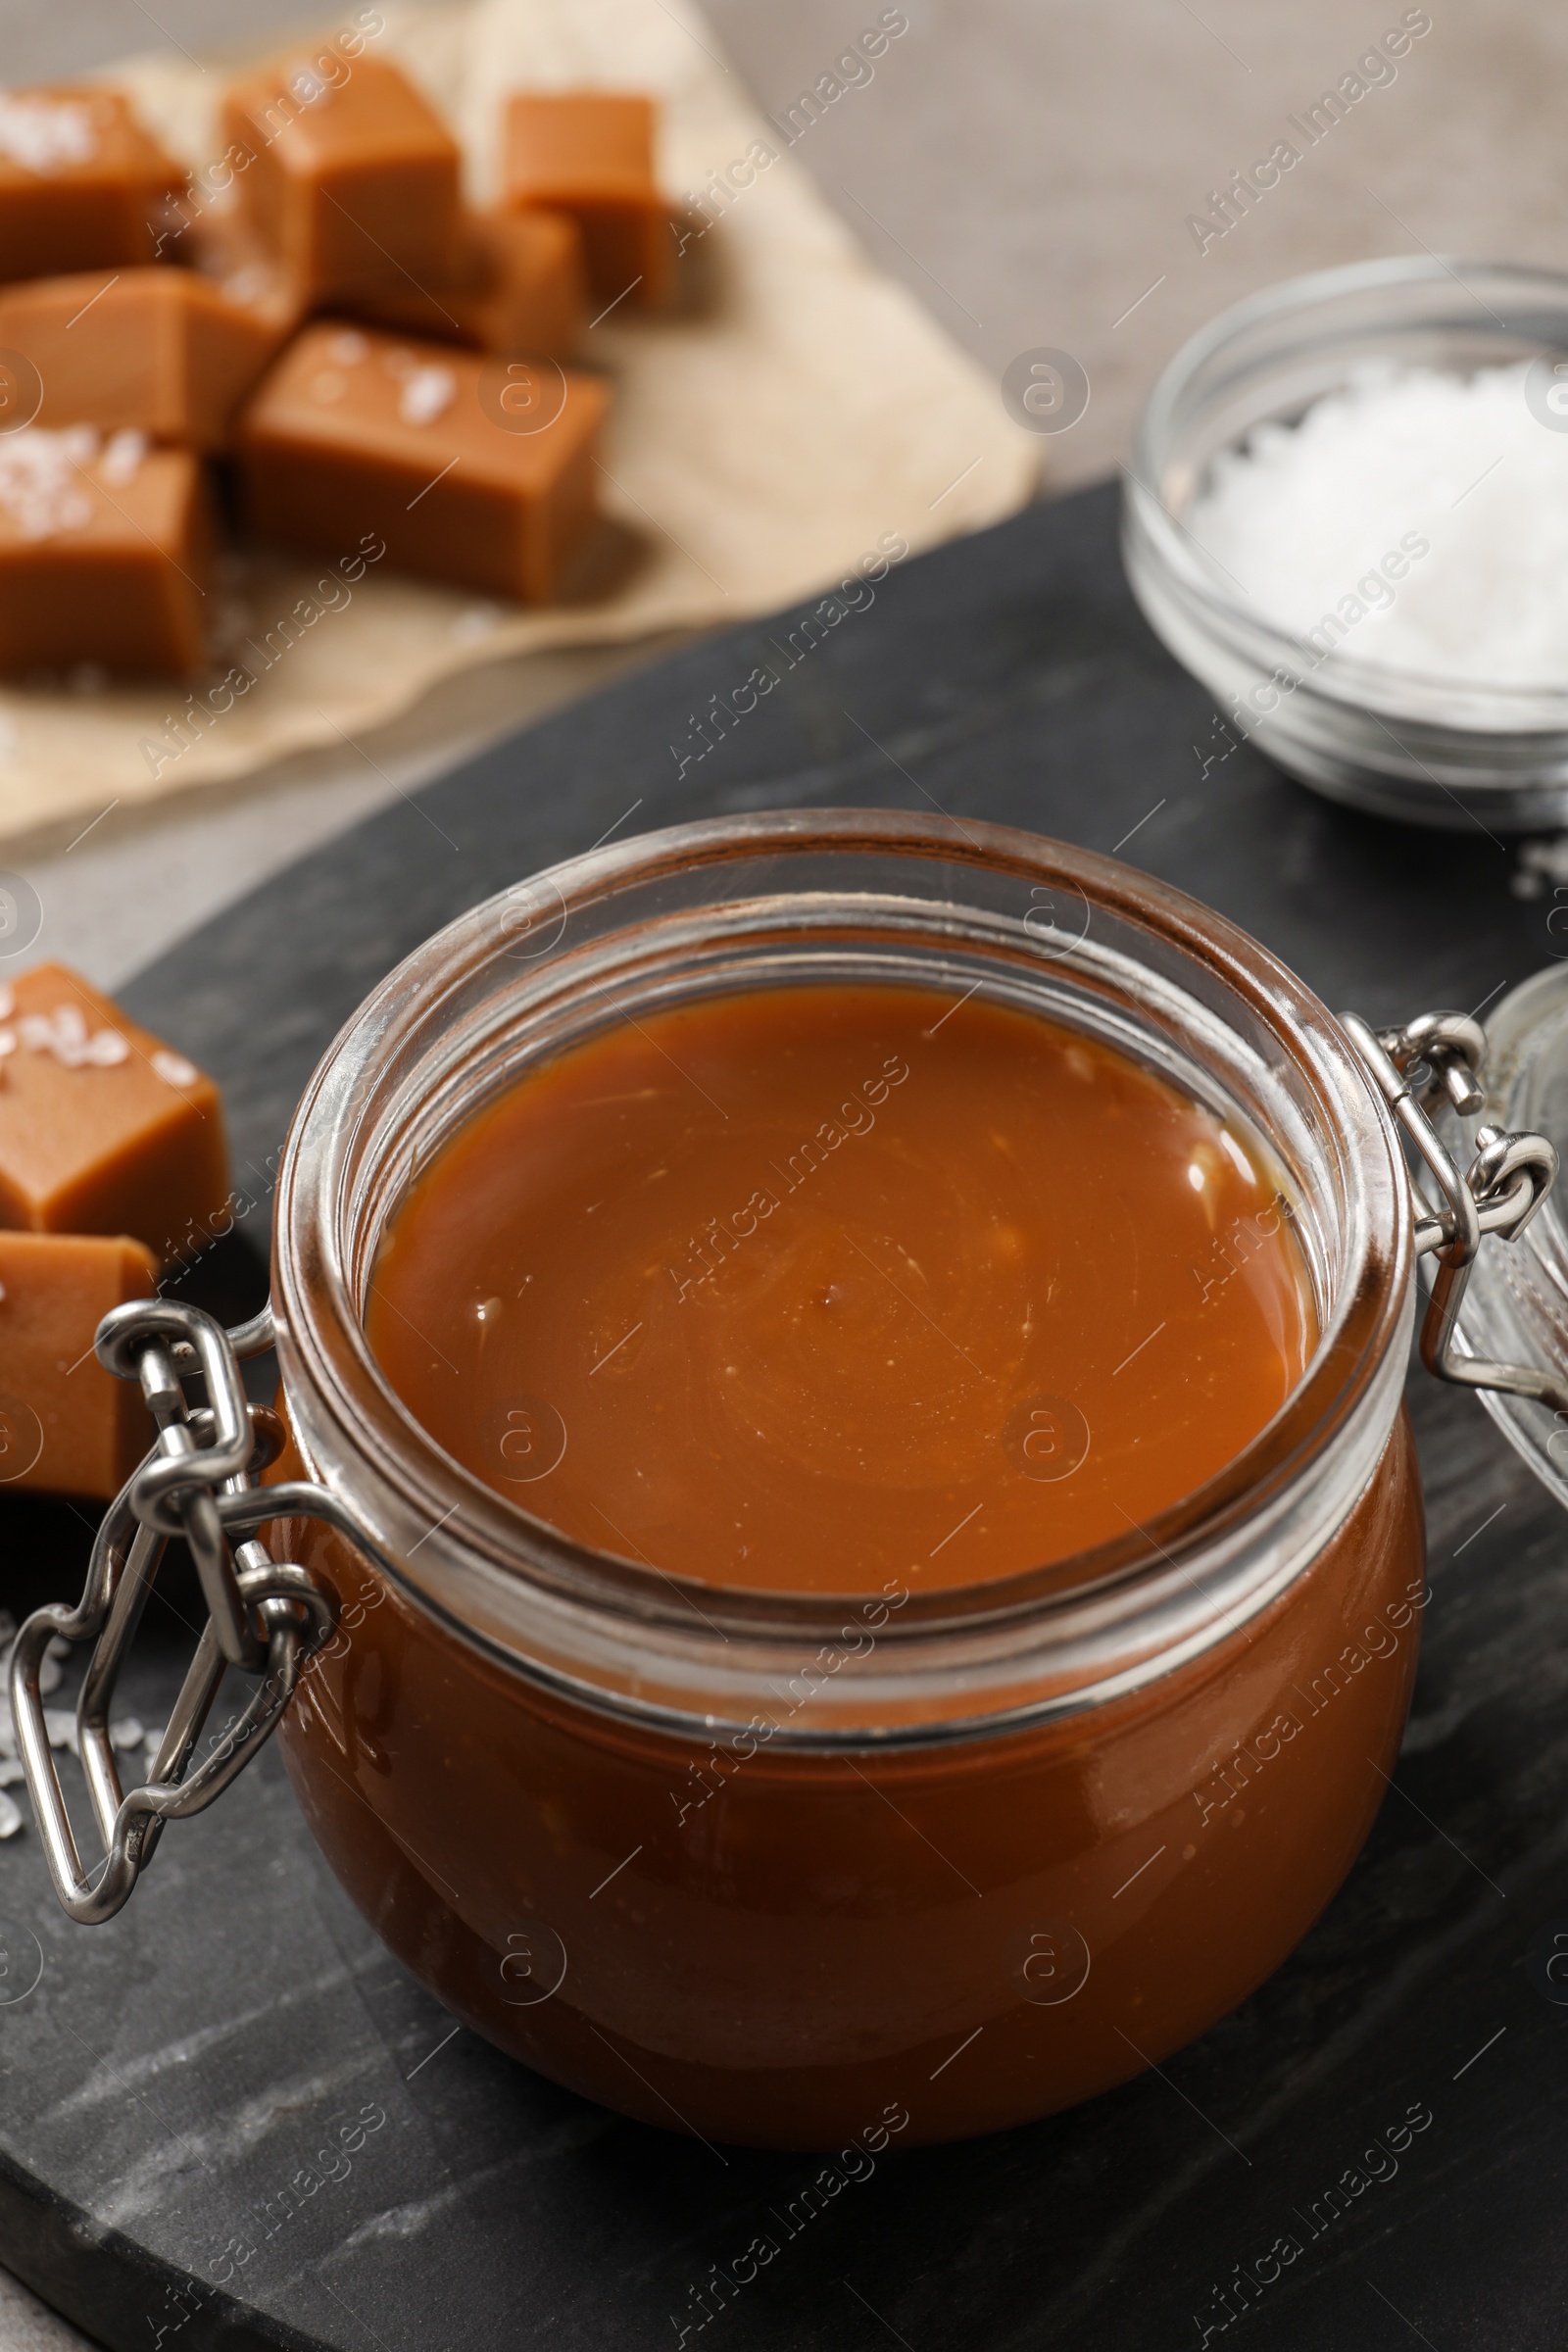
[[6, 480, 1568, 2352]]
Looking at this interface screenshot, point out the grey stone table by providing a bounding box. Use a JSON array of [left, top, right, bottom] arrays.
[[4, 483, 1568, 2352]]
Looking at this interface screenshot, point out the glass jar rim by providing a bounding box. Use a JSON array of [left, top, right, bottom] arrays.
[[270, 809, 1412, 1740]]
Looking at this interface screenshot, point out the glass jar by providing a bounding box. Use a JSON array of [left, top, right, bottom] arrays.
[[29, 812, 1553, 2149], [255, 810, 1427, 2150], [1123, 257, 1568, 830]]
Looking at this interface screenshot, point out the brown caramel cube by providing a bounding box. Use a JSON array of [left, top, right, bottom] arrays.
[[238, 320, 607, 603], [222, 55, 461, 304], [0, 1232, 158, 1499], [0, 268, 290, 452], [342, 207, 586, 357], [189, 210, 311, 345], [0, 963, 229, 1268], [0, 429, 211, 674], [0, 87, 185, 283], [500, 94, 671, 309]]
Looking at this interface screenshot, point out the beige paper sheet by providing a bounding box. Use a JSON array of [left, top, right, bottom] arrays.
[[0, 0, 1039, 845]]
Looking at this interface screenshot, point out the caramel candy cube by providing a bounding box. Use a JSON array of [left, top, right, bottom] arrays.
[[500, 93, 671, 309], [0, 268, 290, 452], [342, 207, 586, 357], [190, 211, 311, 344], [222, 55, 461, 304], [0, 963, 229, 1268], [0, 87, 185, 283], [0, 428, 211, 674], [0, 1232, 158, 1498], [238, 321, 608, 604]]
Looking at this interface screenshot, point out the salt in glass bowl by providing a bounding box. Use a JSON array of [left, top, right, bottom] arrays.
[[1122, 257, 1568, 831]]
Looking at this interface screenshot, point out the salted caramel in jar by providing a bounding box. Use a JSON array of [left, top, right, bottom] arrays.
[[266, 812, 1424, 2147]]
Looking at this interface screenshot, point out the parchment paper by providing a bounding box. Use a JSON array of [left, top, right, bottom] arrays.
[[0, 0, 1039, 845]]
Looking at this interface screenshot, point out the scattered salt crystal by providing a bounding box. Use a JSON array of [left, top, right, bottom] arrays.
[[220, 264, 271, 308], [99, 427, 148, 486], [0, 986, 11, 1019], [151, 1049, 198, 1089], [450, 603, 500, 642], [312, 369, 347, 405], [110, 1716, 144, 1750], [43, 1708, 76, 1753], [45, 1635, 69, 1659], [1513, 835, 1568, 899], [16, 1005, 126, 1068], [37, 1650, 61, 1697], [399, 365, 456, 427], [330, 330, 368, 366], [1187, 360, 1568, 688], [38, 1004, 89, 1067], [0, 1789, 21, 1839], [0, 425, 101, 541], [0, 1759, 23, 1788], [142, 1724, 167, 1763], [0, 93, 96, 173]]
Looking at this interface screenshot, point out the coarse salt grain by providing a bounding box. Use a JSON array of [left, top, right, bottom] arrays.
[[151, 1048, 198, 1089], [0, 92, 96, 173], [450, 603, 500, 641], [17, 1004, 128, 1068], [220, 265, 263, 304], [100, 426, 149, 485], [0, 424, 100, 540], [399, 364, 456, 427], [1186, 361, 1568, 688]]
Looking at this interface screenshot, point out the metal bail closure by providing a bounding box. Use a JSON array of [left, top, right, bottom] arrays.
[[1342, 1007, 1568, 1417], [10, 1298, 340, 1926]]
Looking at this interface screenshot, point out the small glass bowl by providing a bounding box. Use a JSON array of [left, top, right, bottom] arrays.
[[1122, 257, 1568, 831]]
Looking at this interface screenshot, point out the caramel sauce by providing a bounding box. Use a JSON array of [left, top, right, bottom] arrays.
[[367, 982, 1317, 1592]]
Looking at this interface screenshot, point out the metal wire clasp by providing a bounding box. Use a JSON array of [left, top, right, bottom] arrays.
[[1342, 1007, 1568, 1417], [10, 1299, 340, 1925]]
